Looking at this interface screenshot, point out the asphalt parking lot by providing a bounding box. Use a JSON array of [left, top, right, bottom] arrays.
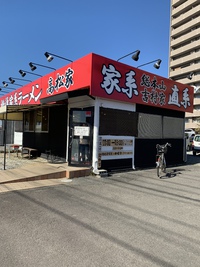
[[0, 152, 200, 267]]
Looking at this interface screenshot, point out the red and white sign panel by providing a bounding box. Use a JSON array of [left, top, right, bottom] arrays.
[[90, 53, 194, 113], [0, 54, 92, 106], [0, 53, 193, 113]]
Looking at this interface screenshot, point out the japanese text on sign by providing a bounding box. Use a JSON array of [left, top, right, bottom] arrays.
[[74, 126, 90, 136], [99, 137, 134, 160], [100, 64, 191, 110], [47, 68, 74, 95], [0, 84, 42, 107], [101, 139, 133, 146]]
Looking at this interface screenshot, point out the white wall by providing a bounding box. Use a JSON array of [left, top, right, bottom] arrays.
[[14, 132, 22, 145]]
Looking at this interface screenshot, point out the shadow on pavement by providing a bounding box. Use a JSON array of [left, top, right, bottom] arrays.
[[160, 152, 200, 179], [160, 168, 184, 179]]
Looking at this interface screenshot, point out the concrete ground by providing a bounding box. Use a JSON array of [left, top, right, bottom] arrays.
[[0, 151, 91, 189], [0, 152, 200, 266]]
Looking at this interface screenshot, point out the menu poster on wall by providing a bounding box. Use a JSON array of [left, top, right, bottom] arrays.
[[74, 126, 90, 137]]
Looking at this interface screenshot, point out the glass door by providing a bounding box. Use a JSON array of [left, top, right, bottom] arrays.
[[68, 107, 94, 166]]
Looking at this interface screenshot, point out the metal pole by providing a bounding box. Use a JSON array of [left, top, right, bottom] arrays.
[[117, 50, 139, 62], [49, 53, 73, 62], [3, 108, 7, 170]]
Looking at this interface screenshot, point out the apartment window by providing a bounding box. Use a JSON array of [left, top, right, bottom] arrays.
[[174, 52, 191, 60], [181, 63, 190, 68], [194, 105, 200, 111], [24, 108, 49, 132], [193, 118, 200, 123]]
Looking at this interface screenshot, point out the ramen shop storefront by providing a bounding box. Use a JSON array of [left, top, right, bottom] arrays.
[[0, 53, 194, 172]]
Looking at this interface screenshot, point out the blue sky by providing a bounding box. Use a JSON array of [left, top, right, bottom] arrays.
[[0, 0, 170, 90]]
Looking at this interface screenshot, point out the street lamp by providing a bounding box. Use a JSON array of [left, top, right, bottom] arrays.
[[137, 59, 162, 69], [29, 62, 56, 71], [2, 81, 23, 87], [9, 77, 32, 83], [2, 81, 8, 87], [117, 50, 140, 62], [44, 52, 73, 62], [19, 69, 42, 77]]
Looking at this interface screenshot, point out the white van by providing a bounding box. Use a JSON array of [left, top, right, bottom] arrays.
[[185, 128, 195, 138]]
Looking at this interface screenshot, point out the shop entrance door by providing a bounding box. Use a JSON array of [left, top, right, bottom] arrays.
[[68, 107, 94, 166]]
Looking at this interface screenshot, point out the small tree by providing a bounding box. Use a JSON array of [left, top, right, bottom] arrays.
[[194, 119, 200, 133], [195, 128, 200, 134]]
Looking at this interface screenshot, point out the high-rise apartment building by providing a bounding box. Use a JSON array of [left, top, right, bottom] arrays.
[[169, 0, 200, 130]]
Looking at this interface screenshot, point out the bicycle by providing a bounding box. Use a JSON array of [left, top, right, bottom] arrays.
[[156, 143, 171, 177]]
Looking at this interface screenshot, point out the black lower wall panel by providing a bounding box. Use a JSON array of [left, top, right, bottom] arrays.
[[135, 138, 184, 168], [100, 158, 132, 171], [100, 138, 184, 170]]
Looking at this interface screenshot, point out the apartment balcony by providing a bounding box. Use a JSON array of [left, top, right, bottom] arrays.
[[194, 98, 200, 105], [172, 0, 196, 11], [185, 121, 199, 129], [171, 28, 199, 47], [171, 2, 200, 27], [171, 17, 200, 38], [169, 75, 200, 84], [186, 109, 200, 118], [170, 40, 200, 57], [170, 51, 200, 68], [169, 64, 200, 79]]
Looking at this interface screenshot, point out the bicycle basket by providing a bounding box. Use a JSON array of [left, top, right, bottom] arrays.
[[156, 145, 167, 154]]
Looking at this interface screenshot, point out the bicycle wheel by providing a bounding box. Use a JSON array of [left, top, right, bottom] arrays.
[[156, 156, 161, 177], [161, 156, 166, 173]]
